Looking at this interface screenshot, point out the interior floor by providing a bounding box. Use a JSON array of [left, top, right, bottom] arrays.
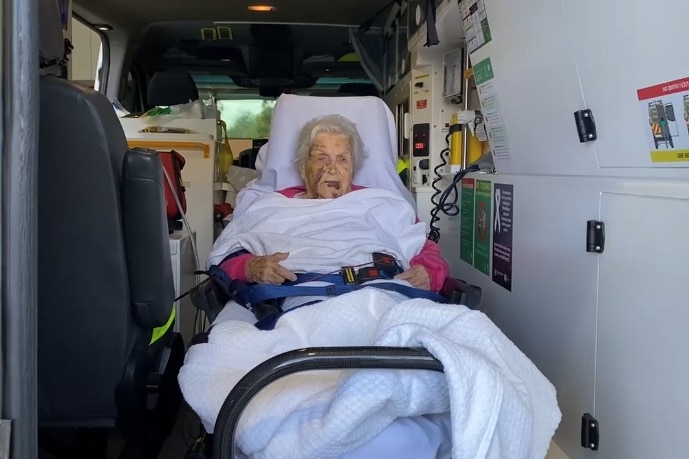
[[38, 403, 202, 459]]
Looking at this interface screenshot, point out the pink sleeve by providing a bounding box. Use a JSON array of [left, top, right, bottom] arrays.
[[219, 253, 254, 282], [410, 240, 450, 291]]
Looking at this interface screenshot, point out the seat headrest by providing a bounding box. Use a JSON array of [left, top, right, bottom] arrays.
[[147, 71, 199, 107], [233, 94, 415, 215], [39, 0, 66, 66], [337, 83, 379, 97]]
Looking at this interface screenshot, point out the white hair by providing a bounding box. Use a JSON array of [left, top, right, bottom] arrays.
[[294, 114, 365, 171]]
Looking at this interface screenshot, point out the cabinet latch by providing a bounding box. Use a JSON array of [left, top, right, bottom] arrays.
[[581, 413, 599, 450], [574, 109, 597, 143], [586, 220, 605, 253]]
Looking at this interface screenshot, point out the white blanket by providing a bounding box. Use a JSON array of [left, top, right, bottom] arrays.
[[178, 289, 561, 459], [207, 188, 426, 271]]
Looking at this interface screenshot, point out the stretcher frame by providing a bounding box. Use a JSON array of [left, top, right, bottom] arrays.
[[185, 275, 482, 458]]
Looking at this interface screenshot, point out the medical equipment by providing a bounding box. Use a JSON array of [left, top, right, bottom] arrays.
[[178, 94, 561, 459]]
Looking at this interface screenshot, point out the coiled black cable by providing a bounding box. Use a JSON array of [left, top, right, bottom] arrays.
[[427, 133, 480, 242], [428, 134, 451, 242]]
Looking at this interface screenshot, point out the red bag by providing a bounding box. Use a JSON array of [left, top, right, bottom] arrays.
[[158, 150, 187, 221]]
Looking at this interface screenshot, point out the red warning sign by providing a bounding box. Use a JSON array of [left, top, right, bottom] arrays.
[[637, 76, 689, 100], [416, 99, 427, 109]]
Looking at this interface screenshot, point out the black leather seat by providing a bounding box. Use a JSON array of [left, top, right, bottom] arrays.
[[37, 0, 184, 457], [146, 70, 200, 108]]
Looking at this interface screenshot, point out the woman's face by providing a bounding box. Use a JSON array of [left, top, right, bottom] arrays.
[[301, 133, 354, 199]]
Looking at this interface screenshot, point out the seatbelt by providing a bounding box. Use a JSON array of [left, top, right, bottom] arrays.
[[230, 272, 447, 307]]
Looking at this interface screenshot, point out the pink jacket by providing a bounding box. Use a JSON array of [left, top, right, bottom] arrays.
[[220, 186, 450, 291]]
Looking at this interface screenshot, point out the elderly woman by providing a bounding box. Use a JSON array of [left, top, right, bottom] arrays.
[[220, 114, 450, 291]]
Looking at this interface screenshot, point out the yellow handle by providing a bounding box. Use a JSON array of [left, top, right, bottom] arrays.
[[449, 113, 462, 166], [217, 120, 234, 173]]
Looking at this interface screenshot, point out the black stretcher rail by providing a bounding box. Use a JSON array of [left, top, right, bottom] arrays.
[[213, 346, 445, 459]]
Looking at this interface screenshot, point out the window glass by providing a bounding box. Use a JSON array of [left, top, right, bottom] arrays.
[[217, 99, 276, 139], [69, 18, 104, 90]]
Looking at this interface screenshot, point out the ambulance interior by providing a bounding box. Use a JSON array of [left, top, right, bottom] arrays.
[[3, 0, 688, 457]]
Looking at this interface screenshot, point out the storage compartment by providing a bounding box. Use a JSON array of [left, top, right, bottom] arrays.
[[595, 193, 689, 457], [564, 0, 689, 169]]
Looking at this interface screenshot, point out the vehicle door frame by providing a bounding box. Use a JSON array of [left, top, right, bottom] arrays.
[[1, 0, 39, 455]]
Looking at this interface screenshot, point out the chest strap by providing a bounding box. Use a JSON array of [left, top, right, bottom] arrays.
[[232, 273, 446, 307]]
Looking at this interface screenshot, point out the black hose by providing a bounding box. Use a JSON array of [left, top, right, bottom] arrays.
[[428, 161, 480, 243], [428, 134, 451, 242], [213, 346, 444, 459]]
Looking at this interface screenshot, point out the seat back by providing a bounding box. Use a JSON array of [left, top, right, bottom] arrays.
[[37, 0, 174, 426], [122, 148, 176, 328], [146, 70, 199, 107]]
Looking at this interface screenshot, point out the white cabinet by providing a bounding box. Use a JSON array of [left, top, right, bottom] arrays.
[[467, 0, 588, 177], [458, 0, 689, 455], [596, 193, 689, 458], [169, 230, 198, 344], [564, 0, 689, 169]]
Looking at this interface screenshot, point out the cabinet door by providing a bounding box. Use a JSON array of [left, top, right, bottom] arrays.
[[473, 0, 590, 176], [564, 0, 689, 169], [596, 192, 689, 458]]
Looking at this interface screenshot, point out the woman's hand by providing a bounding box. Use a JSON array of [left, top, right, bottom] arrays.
[[394, 265, 431, 290], [245, 252, 298, 284]]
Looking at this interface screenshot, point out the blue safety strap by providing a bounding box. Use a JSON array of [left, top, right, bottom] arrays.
[[205, 264, 446, 332], [234, 273, 446, 306]]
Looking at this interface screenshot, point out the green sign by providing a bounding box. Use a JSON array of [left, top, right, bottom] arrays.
[[460, 178, 476, 264], [473, 180, 492, 275], [473, 58, 495, 86]]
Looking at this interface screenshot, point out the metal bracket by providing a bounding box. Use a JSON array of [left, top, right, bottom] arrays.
[[574, 109, 597, 143], [581, 413, 599, 451], [586, 220, 605, 253]]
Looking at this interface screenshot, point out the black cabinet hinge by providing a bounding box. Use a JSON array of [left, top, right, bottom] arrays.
[[586, 220, 605, 253], [581, 413, 599, 450], [574, 109, 597, 143]]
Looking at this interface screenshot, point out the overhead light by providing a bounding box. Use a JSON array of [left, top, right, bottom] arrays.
[[248, 5, 276, 12], [93, 24, 113, 31]]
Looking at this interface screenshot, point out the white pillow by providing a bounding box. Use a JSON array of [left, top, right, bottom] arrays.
[[234, 94, 415, 216]]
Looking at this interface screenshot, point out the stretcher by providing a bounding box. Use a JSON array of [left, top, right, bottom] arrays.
[[178, 94, 561, 459]]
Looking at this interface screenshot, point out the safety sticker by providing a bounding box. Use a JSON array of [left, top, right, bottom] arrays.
[[637, 76, 689, 163], [473, 180, 492, 276], [460, 178, 475, 265], [492, 183, 513, 291], [459, 0, 492, 54]]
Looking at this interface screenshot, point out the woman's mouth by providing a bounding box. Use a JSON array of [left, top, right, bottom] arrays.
[[324, 181, 341, 189]]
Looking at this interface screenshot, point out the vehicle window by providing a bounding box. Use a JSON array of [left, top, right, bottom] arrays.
[[195, 74, 373, 140], [69, 17, 104, 90], [217, 99, 276, 139]]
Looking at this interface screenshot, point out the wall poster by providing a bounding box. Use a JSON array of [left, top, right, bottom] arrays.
[[492, 183, 513, 291]]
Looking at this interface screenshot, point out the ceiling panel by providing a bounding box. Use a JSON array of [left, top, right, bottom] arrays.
[[75, 0, 393, 32]]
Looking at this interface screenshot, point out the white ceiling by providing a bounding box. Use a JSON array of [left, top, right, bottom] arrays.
[[75, 0, 394, 33]]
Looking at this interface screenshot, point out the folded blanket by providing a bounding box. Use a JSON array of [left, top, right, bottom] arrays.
[[178, 289, 561, 459], [207, 188, 427, 272]]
